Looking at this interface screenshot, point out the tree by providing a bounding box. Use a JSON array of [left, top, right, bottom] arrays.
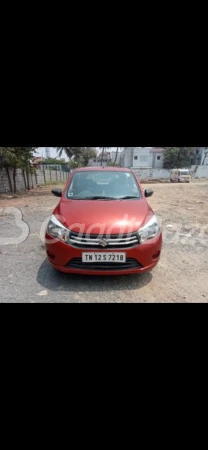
[[44, 157, 66, 165], [68, 160, 81, 169], [202, 148, 208, 165], [114, 147, 119, 164], [99, 147, 121, 165], [56, 147, 83, 160], [99, 147, 111, 166], [0, 147, 37, 192], [81, 148, 97, 166], [163, 147, 196, 169], [57, 147, 97, 167], [0, 147, 15, 191]]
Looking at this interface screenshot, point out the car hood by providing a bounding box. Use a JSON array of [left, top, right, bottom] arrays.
[[54, 198, 153, 235]]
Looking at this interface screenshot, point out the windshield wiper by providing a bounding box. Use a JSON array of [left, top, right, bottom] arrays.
[[71, 196, 140, 200], [84, 196, 116, 200], [119, 196, 140, 200]]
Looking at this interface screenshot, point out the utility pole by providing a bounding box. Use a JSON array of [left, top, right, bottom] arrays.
[[101, 147, 104, 166], [114, 147, 119, 164], [101, 147, 106, 166]]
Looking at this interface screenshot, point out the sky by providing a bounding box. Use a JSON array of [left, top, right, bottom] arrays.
[[36, 147, 120, 159], [36, 147, 59, 158]]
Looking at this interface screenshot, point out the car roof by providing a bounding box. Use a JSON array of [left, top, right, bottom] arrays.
[[73, 167, 131, 173]]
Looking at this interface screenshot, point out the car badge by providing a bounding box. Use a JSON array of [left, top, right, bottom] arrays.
[[99, 238, 109, 248]]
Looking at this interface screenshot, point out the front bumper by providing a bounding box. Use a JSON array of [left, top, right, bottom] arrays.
[[45, 232, 162, 275]]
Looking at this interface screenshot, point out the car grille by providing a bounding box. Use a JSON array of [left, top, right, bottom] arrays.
[[66, 258, 143, 271], [68, 231, 139, 249]]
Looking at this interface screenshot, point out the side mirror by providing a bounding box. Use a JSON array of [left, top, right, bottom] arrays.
[[52, 188, 62, 198], [145, 188, 153, 198]]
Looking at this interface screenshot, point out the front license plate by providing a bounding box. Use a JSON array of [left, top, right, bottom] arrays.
[[82, 253, 126, 263]]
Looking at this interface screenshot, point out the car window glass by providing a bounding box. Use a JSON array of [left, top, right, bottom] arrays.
[[67, 171, 142, 199]]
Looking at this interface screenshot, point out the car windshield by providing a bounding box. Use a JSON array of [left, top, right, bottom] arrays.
[[67, 171, 142, 200]]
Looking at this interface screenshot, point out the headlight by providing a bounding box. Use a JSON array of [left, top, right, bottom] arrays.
[[47, 215, 69, 242], [138, 215, 160, 244]]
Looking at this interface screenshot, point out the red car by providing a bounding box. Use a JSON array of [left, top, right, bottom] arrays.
[[45, 168, 162, 275]]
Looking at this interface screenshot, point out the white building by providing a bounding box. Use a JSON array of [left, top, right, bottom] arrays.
[[121, 147, 165, 169], [110, 150, 123, 165], [89, 148, 123, 167]]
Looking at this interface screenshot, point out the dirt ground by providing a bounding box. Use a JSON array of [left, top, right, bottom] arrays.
[[0, 180, 208, 303]]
